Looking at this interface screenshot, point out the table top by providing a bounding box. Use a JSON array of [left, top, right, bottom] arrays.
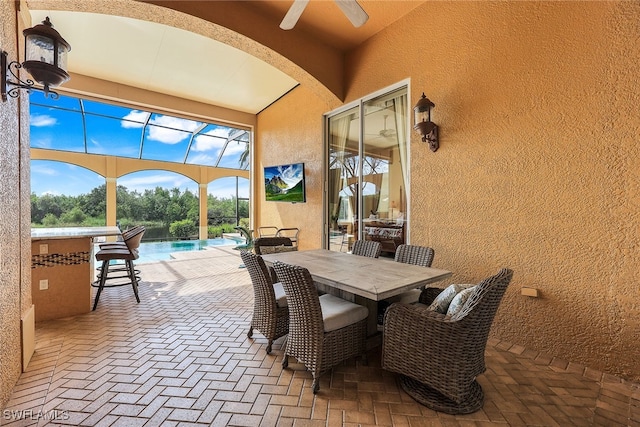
[[261, 249, 452, 301], [31, 226, 122, 241]]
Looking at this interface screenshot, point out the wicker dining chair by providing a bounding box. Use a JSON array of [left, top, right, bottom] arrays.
[[351, 239, 381, 258], [382, 268, 514, 414], [272, 261, 368, 393], [374, 244, 437, 321], [394, 244, 434, 267], [392, 244, 436, 304], [240, 251, 289, 354]]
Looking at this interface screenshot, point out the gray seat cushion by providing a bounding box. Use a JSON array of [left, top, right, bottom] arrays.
[[319, 294, 369, 332], [273, 282, 288, 308]]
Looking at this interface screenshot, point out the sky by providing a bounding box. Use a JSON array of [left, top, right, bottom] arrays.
[[263, 163, 304, 190], [29, 92, 250, 200]]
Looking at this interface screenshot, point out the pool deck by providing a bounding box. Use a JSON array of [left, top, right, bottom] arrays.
[[168, 243, 240, 260]]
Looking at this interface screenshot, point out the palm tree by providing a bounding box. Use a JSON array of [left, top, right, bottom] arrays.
[[239, 142, 250, 169]]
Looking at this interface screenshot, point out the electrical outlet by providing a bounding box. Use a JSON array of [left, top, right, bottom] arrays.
[[39, 244, 49, 254], [521, 287, 539, 297], [39, 279, 49, 290]]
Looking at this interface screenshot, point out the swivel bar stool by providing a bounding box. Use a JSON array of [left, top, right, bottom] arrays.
[[92, 226, 145, 310]]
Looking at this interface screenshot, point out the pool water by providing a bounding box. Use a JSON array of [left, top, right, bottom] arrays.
[[136, 238, 240, 263]]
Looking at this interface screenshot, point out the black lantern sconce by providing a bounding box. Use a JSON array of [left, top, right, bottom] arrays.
[[413, 93, 439, 152], [1, 16, 71, 102]]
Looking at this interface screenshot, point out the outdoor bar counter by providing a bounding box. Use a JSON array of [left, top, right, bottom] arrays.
[[31, 226, 121, 321]]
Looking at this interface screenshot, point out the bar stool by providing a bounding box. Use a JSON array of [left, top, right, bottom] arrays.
[[99, 225, 144, 250], [92, 226, 145, 310]]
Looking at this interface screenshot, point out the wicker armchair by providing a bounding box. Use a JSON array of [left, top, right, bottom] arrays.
[[240, 251, 289, 354], [272, 261, 368, 393], [351, 239, 381, 258], [382, 268, 514, 414], [254, 237, 297, 255]]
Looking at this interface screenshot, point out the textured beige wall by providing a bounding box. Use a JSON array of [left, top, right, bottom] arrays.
[[0, 0, 32, 408], [256, 86, 338, 250], [259, 1, 640, 382]]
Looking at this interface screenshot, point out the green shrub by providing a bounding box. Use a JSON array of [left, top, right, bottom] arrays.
[[169, 219, 197, 239], [42, 213, 59, 226], [208, 225, 223, 238], [60, 207, 86, 225], [208, 223, 240, 238]]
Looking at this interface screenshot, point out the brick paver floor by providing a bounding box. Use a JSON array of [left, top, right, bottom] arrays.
[[2, 246, 639, 426]]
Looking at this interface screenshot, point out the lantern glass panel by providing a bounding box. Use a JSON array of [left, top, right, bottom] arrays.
[[25, 34, 55, 65], [415, 109, 429, 124], [57, 45, 69, 70]]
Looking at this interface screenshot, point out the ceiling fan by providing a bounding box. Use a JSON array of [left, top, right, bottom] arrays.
[[378, 115, 396, 138], [280, 0, 369, 30]]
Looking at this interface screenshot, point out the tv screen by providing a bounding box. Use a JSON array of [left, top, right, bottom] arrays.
[[264, 163, 306, 203]]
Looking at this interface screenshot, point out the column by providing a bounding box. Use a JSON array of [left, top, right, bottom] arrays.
[[199, 183, 208, 240], [106, 177, 117, 228]]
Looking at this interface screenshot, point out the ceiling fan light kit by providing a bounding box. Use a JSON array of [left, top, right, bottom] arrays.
[[280, 0, 369, 30]]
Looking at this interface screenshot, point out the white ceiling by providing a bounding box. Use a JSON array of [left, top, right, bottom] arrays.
[[28, 10, 300, 115]]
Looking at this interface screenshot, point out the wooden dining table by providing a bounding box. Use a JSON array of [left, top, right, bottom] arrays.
[[261, 248, 452, 301], [261, 248, 452, 337]]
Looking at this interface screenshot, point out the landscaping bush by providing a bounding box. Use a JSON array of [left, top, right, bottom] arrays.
[[169, 219, 197, 239]]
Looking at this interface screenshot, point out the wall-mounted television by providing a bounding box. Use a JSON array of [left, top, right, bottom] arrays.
[[264, 162, 306, 203]]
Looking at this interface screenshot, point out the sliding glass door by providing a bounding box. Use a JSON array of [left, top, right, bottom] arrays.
[[326, 85, 409, 256]]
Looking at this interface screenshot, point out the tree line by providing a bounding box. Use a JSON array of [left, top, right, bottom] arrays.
[[31, 184, 249, 239]]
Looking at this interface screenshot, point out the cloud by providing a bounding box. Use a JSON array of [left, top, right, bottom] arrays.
[[121, 110, 150, 128], [276, 163, 303, 187], [30, 136, 53, 149], [224, 141, 247, 155], [30, 114, 57, 127], [191, 130, 227, 152], [187, 153, 216, 165], [146, 116, 202, 144], [31, 164, 59, 176], [118, 172, 197, 193], [88, 137, 103, 150], [208, 177, 249, 199]]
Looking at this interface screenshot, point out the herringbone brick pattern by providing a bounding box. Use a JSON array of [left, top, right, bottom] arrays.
[[2, 246, 639, 426]]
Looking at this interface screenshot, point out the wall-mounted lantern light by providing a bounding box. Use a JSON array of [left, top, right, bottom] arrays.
[[1, 16, 71, 102], [413, 93, 439, 152]]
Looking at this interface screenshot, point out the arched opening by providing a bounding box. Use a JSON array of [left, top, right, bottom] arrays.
[[207, 176, 250, 233], [115, 170, 198, 240], [30, 160, 106, 227]]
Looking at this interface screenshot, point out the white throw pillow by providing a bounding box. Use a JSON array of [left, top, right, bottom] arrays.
[[446, 286, 476, 317], [428, 284, 473, 314]]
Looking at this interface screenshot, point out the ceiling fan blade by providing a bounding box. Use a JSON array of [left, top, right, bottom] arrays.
[[280, 0, 310, 30], [335, 0, 369, 28]]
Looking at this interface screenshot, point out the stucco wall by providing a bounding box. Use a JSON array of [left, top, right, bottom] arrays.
[[339, 1, 639, 381], [256, 86, 338, 250], [0, 0, 31, 408]]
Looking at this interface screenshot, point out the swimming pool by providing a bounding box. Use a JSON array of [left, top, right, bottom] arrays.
[[135, 238, 240, 263]]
